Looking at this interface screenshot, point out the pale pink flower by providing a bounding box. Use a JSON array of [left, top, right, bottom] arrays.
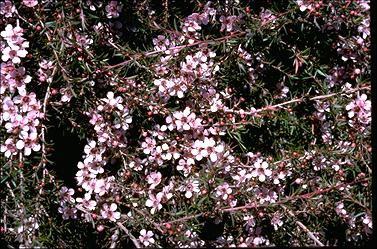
[[160, 181, 174, 201], [141, 137, 156, 154], [16, 216, 39, 233], [94, 178, 110, 196], [1, 96, 18, 121], [1, 24, 25, 45], [105, 1, 122, 19], [87, 161, 104, 175], [243, 215, 256, 231], [215, 182, 232, 200], [271, 212, 283, 230], [219, 15, 238, 32], [1, 138, 18, 158], [2, 44, 28, 64], [251, 160, 272, 182], [76, 193, 97, 211], [7, 66, 32, 94], [296, 0, 314, 12], [139, 229, 155, 247], [58, 206, 77, 220], [97, 91, 124, 111], [177, 159, 193, 177], [101, 203, 121, 221], [232, 169, 252, 186], [60, 87, 72, 102], [153, 35, 170, 52], [178, 179, 200, 198], [362, 214, 372, 234], [346, 94, 371, 125], [145, 192, 163, 214], [59, 186, 75, 204], [16, 130, 41, 156], [129, 158, 145, 171], [13, 92, 37, 113], [335, 202, 348, 218], [83, 140, 104, 163], [146, 171, 162, 189], [254, 187, 278, 204], [22, 0, 38, 7], [81, 178, 97, 193], [0, 0, 16, 17]]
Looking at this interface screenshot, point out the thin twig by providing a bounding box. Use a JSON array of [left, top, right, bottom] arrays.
[[104, 32, 246, 70], [117, 222, 141, 248], [282, 206, 324, 246], [200, 86, 371, 116]]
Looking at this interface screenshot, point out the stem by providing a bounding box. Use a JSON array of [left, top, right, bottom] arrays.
[[200, 86, 371, 116], [117, 222, 141, 248], [282, 205, 325, 246], [104, 32, 246, 70], [160, 177, 369, 225]]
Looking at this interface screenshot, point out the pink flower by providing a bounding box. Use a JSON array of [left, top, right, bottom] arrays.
[[251, 160, 272, 182], [335, 202, 348, 218], [2, 44, 28, 64], [362, 214, 372, 234], [177, 158, 193, 177], [232, 169, 252, 186], [22, 0, 38, 7], [243, 215, 256, 231], [0, 0, 16, 17], [76, 193, 97, 211], [16, 130, 41, 156], [81, 178, 97, 193], [1, 24, 25, 45], [58, 206, 77, 220], [145, 192, 163, 214], [98, 91, 124, 111], [94, 178, 111, 196], [7, 66, 32, 94], [101, 203, 121, 222], [141, 137, 156, 155], [1, 138, 18, 158], [1, 96, 18, 121], [59, 186, 75, 204], [105, 1, 122, 19], [147, 171, 162, 189], [178, 179, 200, 198], [219, 15, 238, 32], [215, 182, 232, 200], [270, 212, 283, 230], [346, 94, 371, 125], [83, 140, 105, 163], [139, 229, 155, 246]]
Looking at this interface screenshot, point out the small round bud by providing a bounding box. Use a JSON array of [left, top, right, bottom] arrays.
[[97, 224, 104, 232]]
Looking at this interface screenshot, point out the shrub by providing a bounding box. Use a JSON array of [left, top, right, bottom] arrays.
[[0, 0, 371, 247]]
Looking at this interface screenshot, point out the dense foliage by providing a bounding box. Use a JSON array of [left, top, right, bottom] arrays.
[[0, 0, 372, 247]]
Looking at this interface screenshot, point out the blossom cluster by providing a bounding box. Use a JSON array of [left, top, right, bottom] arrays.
[[58, 91, 132, 223], [1, 15, 43, 160]]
